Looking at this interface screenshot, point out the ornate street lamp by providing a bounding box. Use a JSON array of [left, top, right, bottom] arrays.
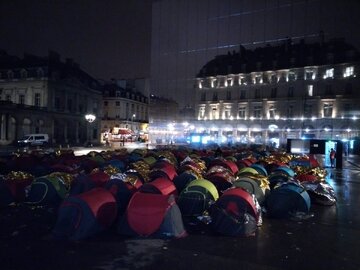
[[85, 114, 96, 123], [85, 114, 96, 146]]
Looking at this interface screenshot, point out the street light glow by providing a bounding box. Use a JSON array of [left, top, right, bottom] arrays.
[[85, 114, 96, 123]]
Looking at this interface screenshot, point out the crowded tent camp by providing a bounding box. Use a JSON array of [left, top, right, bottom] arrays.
[[0, 145, 336, 240]]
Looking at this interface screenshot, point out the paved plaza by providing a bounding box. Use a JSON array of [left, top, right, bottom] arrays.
[[0, 146, 359, 270]]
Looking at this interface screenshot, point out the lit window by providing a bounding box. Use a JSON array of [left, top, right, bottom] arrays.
[[239, 77, 246, 85], [199, 107, 205, 118], [224, 108, 231, 119], [198, 80, 203, 89], [344, 66, 354, 77], [211, 107, 217, 119], [255, 75, 263, 84], [307, 85, 313, 96], [305, 70, 315, 80], [323, 103, 333, 118], [324, 68, 334, 79], [270, 74, 277, 83], [269, 106, 277, 119], [238, 107, 246, 118], [227, 78, 233, 87], [288, 72, 296, 81], [253, 106, 262, 118]]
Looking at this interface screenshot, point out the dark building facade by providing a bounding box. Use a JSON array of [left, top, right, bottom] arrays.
[[0, 50, 102, 146]]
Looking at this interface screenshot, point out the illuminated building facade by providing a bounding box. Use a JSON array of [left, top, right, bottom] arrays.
[[0, 51, 102, 146], [101, 80, 149, 142], [151, 0, 360, 109], [194, 38, 360, 147]]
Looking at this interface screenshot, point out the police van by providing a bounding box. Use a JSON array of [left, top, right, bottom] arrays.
[[17, 134, 49, 146]]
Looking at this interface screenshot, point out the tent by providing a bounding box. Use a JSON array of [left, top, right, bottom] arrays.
[[69, 174, 96, 195], [52, 188, 117, 240], [89, 171, 110, 187], [265, 182, 311, 218], [151, 161, 178, 181], [1, 174, 33, 203], [173, 172, 197, 193], [272, 166, 295, 178], [302, 181, 336, 206], [139, 177, 178, 196], [105, 178, 138, 215], [205, 173, 234, 194], [177, 179, 219, 217], [118, 193, 187, 238], [250, 164, 268, 176], [237, 167, 259, 177], [209, 187, 259, 237], [268, 172, 292, 190], [234, 176, 265, 205], [26, 175, 68, 206]]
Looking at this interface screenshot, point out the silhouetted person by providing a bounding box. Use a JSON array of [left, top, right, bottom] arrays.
[[330, 148, 336, 168]]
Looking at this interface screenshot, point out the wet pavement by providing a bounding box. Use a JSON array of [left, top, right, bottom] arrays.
[[0, 150, 359, 270]]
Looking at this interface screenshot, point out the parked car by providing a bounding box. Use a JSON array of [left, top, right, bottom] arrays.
[[17, 134, 49, 147]]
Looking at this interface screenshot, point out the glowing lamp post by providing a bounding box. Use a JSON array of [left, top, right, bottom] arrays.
[[131, 114, 136, 130], [85, 114, 96, 146]]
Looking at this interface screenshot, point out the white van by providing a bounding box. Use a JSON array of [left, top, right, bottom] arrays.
[[17, 134, 49, 146]]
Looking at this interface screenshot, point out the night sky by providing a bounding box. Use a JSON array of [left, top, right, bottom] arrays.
[[0, 0, 152, 80]]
